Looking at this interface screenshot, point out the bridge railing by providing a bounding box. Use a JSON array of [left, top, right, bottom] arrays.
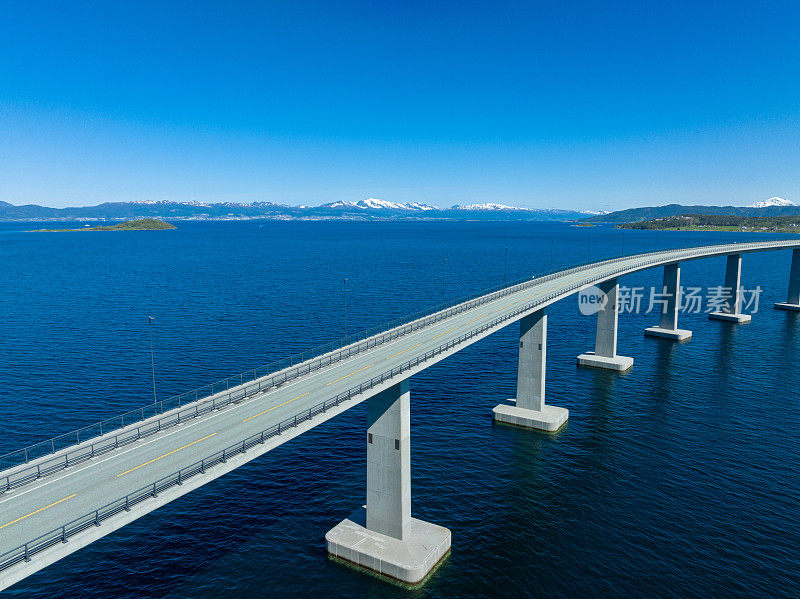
[[0, 241, 640, 475], [1, 238, 796, 484], [0, 276, 548, 472], [0, 273, 591, 572], [1, 237, 798, 572]]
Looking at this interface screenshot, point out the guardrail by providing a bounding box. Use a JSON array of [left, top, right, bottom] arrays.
[[1, 238, 798, 573], [1, 238, 797, 486], [0, 275, 585, 573]]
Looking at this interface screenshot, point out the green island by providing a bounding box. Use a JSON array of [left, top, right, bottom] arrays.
[[616, 214, 800, 234], [32, 219, 177, 232]]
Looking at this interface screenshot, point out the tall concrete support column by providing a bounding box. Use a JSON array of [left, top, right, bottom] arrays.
[[492, 310, 568, 432], [775, 248, 800, 312], [326, 380, 451, 585], [709, 254, 751, 323], [644, 263, 692, 340], [577, 278, 634, 371]]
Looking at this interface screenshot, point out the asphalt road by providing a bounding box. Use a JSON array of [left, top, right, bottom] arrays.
[[1, 239, 797, 561]]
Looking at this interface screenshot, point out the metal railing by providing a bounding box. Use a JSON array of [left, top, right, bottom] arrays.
[[0, 278, 585, 572], [0, 271, 550, 473], [0, 238, 798, 573], [1, 238, 797, 487]]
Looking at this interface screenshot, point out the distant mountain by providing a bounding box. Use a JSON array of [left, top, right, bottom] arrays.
[[321, 198, 437, 211], [747, 197, 796, 208], [0, 199, 597, 222], [585, 203, 800, 223], [451, 203, 524, 211]]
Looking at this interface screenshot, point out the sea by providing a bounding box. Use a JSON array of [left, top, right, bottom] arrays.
[[1, 220, 798, 598]]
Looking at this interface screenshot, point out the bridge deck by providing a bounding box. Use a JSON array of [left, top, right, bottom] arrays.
[[1, 239, 798, 584]]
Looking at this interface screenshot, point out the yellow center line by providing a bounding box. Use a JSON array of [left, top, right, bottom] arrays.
[[430, 327, 459, 340], [242, 392, 310, 422], [0, 494, 77, 530], [386, 342, 424, 360], [117, 433, 217, 477], [325, 364, 374, 386]]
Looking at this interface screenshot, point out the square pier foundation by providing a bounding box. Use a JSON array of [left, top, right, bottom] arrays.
[[576, 352, 633, 372], [708, 312, 751, 323], [774, 302, 800, 312], [644, 326, 692, 341], [492, 403, 568, 432], [326, 507, 451, 585]]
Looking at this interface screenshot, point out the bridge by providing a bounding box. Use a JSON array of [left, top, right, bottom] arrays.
[[1, 239, 799, 589]]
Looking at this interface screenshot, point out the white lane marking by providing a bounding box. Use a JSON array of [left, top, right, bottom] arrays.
[[0, 407, 235, 504], [0, 257, 679, 505]]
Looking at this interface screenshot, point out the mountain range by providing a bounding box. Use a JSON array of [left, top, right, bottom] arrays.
[[3, 197, 796, 223], [585, 199, 800, 223], [0, 199, 606, 222]]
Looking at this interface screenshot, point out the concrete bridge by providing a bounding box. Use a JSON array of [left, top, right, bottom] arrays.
[[1, 240, 799, 589]]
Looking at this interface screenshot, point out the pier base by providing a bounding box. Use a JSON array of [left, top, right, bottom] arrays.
[[644, 326, 692, 341], [774, 302, 800, 312], [492, 402, 568, 432], [577, 351, 634, 372], [709, 312, 751, 323], [326, 507, 451, 585]]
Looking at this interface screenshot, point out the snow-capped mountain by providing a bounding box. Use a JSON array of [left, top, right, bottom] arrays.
[[450, 203, 526, 211], [748, 197, 796, 208], [321, 198, 438, 211]]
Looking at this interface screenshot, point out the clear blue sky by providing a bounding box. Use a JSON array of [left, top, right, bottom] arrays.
[[1, 1, 798, 210]]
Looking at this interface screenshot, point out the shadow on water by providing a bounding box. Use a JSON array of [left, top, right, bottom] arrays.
[[773, 309, 800, 392], [711, 319, 738, 392], [569, 367, 620, 477], [649, 338, 679, 403]]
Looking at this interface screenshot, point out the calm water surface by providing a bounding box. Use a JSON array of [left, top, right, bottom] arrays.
[[1, 221, 798, 598]]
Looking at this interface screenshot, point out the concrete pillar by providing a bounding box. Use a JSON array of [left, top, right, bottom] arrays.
[[644, 263, 692, 340], [492, 310, 568, 432], [326, 380, 451, 585], [365, 380, 411, 539], [775, 248, 800, 311], [577, 278, 634, 371], [709, 254, 751, 323]]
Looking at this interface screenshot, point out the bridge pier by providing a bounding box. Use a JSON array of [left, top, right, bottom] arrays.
[[645, 263, 692, 340], [577, 278, 634, 371], [492, 309, 568, 431], [775, 248, 800, 312], [709, 254, 751, 323], [326, 380, 450, 585]]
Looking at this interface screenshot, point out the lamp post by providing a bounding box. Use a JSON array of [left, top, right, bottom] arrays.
[[442, 258, 447, 306], [147, 316, 157, 409], [504, 247, 508, 287], [343, 278, 348, 338], [587, 232, 591, 263]]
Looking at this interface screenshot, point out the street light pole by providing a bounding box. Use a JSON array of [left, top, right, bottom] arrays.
[[343, 278, 348, 338], [587, 233, 591, 263], [147, 316, 157, 409], [442, 258, 446, 306], [504, 247, 508, 287]]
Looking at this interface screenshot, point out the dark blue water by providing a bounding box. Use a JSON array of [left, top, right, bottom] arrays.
[[1, 221, 798, 598]]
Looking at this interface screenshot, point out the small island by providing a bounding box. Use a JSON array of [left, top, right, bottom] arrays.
[[32, 219, 177, 232], [616, 214, 800, 234]]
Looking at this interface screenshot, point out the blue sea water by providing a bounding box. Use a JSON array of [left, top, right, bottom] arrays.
[[1, 220, 798, 598]]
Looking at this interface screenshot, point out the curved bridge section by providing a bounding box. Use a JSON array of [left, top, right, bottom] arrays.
[[1, 239, 799, 588]]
